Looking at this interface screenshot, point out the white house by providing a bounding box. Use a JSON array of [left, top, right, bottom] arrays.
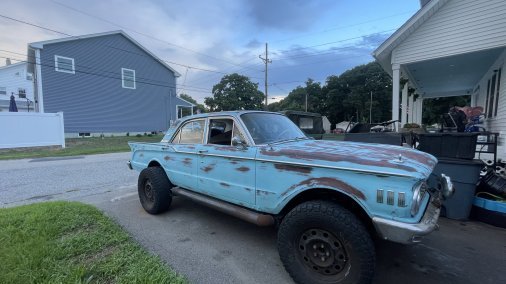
[[373, 0, 506, 159], [0, 59, 35, 112]]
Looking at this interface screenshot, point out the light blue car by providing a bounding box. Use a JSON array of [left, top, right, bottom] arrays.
[[128, 111, 453, 284]]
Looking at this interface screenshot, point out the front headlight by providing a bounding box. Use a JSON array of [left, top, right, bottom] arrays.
[[411, 181, 427, 216]]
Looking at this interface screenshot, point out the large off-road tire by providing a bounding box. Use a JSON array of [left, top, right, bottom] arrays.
[[137, 167, 173, 214], [277, 201, 375, 284]]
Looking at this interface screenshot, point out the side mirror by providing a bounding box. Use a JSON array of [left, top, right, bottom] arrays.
[[231, 136, 247, 149]]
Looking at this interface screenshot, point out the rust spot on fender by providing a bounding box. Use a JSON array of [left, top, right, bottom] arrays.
[[256, 190, 275, 196], [220, 182, 230, 188], [274, 163, 312, 174], [202, 163, 216, 173], [164, 156, 171, 161], [236, 166, 250, 172], [183, 158, 192, 166], [230, 160, 239, 165], [282, 177, 366, 200]]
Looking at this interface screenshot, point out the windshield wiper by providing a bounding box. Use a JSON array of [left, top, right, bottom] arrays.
[[269, 136, 311, 145]]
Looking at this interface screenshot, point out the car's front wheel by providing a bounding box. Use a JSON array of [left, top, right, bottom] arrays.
[[277, 201, 375, 284], [138, 167, 173, 214]]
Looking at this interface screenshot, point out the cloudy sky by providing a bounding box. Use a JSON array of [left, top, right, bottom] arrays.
[[0, 0, 420, 104]]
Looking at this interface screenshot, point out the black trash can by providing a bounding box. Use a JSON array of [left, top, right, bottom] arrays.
[[427, 158, 484, 220], [417, 133, 478, 159]]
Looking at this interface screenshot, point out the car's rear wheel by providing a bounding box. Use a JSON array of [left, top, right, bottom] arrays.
[[277, 201, 375, 284], [138, 167, 173, 214]]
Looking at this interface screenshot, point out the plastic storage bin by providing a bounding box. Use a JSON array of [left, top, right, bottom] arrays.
[[417, 133, 478, 159], [427, 158, 484, 220], [470, 197, 506, 228]]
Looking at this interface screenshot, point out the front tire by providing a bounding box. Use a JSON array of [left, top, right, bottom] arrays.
[[138, 167, 173, 214], [277, 201, 375, 284]]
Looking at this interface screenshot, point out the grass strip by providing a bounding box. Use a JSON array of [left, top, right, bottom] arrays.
[[0, 201, 186, 284], [0, 135, 163, 160]]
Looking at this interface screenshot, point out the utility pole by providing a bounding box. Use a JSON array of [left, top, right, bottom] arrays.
[[259, 43, 272, 110], [305, 92, 308, 112], [369, 91, 373, 124]]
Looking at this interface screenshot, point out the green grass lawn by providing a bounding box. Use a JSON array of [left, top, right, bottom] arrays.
[[0, 135, 163, 160], [0, 201, 186, 284]]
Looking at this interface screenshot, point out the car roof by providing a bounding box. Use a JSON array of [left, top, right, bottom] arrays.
[[178, 110, 284, 122]]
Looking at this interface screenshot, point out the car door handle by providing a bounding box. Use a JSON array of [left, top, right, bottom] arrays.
[[198, 150, 208, 154]]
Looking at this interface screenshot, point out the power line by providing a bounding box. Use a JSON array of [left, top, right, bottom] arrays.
[[49, 0, 257, 69], [0, 48, 210, 92], [272, 10, 415, 43], [1, 55, 211, 94]]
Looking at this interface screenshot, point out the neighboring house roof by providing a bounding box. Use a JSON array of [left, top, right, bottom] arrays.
[[0, 61, 26, 71], [372, 0, 448, 74], [28, 30, 181, 77], [175, 96, 195, 107]]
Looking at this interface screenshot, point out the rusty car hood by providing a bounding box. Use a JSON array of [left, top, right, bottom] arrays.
[[257, 139, 437, 179]]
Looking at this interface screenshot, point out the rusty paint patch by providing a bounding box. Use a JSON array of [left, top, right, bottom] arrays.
[[256, 190, 275, 196], [164, 155, 171, 161], [260, 148, 417, 173], [236, 166, 250, 172], [202, 163, 216, 173], [274, 163, 312, 174], [220, 182, 230, 188], [230, 160, 239, 165], [183, 158, 192, 166], [282, 177, 366, 200], [244, 187, 252, 192]]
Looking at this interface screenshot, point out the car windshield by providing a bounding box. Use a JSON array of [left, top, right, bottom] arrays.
[[240, 113, 307, 145]]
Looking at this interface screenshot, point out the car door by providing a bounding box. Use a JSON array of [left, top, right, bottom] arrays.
[[197, 116, 256, 206], [164, 118, 206, 191]]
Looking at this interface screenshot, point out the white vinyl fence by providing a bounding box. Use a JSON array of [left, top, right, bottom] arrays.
[[0, 112, 65, 149]]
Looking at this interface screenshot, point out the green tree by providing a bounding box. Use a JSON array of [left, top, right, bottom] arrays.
[[422, 96, 471, 125], [322, 62, 392, 127], [179, 93, 207, 114], [205, 73, 265, 111], [267, 79, 322, 112]]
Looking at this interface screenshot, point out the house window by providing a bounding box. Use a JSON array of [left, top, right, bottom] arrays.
[[486, 68, 502, 118], [18, 88, 26, 98], [494, 68, 502, 117], [0, 87, 6, 95], [121, 68, 136, 89], [55, 55, 75, 74]]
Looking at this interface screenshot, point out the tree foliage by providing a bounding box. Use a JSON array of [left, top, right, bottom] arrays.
[[422, 96, 471, 125], [205, 73, 265, 111], [269, 62, 392, 128]]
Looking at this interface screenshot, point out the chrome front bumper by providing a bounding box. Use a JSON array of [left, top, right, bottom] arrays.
[[372, 196, 441, 244]]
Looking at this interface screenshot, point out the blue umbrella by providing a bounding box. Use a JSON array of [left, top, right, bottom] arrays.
[[9, 94, 18, 112]]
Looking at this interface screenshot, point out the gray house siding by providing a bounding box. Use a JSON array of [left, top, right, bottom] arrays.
[[39, 33, 185, 133]]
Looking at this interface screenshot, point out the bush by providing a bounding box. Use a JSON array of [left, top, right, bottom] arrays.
[[136, 134, 142, 137]]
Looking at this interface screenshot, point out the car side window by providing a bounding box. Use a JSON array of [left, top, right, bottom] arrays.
[[208, 118, 234, 145], [173, 120, 205, 144]]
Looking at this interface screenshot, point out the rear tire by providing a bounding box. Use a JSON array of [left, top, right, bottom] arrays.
[[277, 201, 375, 284], [138, 167, 173, 214]]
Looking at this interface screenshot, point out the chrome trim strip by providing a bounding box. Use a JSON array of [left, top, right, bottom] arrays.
[[387, 190, 395, 205], [398, 192, 406, 207], [377, 189, 384, 203]]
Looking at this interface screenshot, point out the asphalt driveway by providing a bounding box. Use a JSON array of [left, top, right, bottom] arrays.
[[1, 153, 505, 284]]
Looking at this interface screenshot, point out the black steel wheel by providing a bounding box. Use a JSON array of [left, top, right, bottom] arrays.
[[278, 201, 375, 284], [138, 167, 173, 214]]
